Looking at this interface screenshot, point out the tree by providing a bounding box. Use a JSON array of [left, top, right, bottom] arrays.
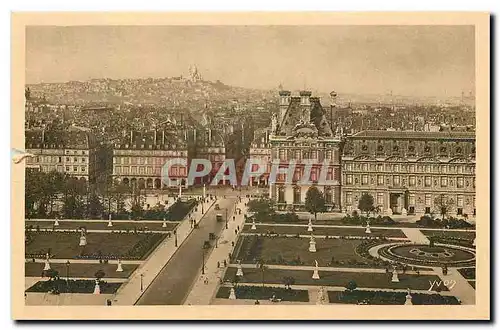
[[345, 280, 358, 292], [247, 198, 274, 215], [88, 194, 104, 219], [283, 276, 295, 289], [358, 193, 375, 216], [305, 186, 326, 220], [94, 269, 105, 280], [434, 194, 455, 220]]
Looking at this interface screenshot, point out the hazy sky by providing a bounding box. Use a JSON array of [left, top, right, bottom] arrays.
[[26, 25, 475, 97]]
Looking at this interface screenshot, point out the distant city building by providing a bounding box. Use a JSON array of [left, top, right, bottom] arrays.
[[248, 129, 272, 186], [341, 130, 476, 217], [112, 129, 188, 189], [186, 128, 226, 185], [25, 127, 101, 183]]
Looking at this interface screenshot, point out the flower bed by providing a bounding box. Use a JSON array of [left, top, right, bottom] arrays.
[[328, 290, 460, 305], [216, 285, 309, 302], [26, 279, 122, 294]]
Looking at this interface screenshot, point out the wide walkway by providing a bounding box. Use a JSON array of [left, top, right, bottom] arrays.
[[111, 198, 215, 305], [183, 198, 248, 305], [434, 267, 476, 305], [135, 197, 237, 305], [401, 228, 430, 244]]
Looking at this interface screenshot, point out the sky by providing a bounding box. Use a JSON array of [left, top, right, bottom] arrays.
[[26, 25, 475, 98]]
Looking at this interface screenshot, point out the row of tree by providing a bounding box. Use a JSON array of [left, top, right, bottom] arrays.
[[25, 170, 138, 219]]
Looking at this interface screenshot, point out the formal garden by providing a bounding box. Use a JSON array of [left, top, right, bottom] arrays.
[[328, 289, 460, 305], [25, 231, 168, 260], [224, 267, 446, 291], [25, 220, 178, 232], [216, 285, 309, 302], [27, 279, 121, 294], [25, 260, 138, 278]]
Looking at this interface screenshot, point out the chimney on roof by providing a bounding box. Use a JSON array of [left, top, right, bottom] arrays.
[[278, 90, 291, 123], [299, 90, 312, 123], [154, 130, 157, 145], [130, 131, 133, 145], [162, 130, 165, 145]]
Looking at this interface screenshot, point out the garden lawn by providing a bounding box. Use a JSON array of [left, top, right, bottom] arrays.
[[236, 236, 370, 266], [26, 232, 167, 260], [26, 279, 121, 294], [25, 220, 177, 232], [251, 218, 422, 228], [224, 267, 446, 291], [242, 224, 407, 238], [25, 262, 138, 279], [420, 230, 476, 240], [327, 290, 460, 305], [216, 286, 309, 302]]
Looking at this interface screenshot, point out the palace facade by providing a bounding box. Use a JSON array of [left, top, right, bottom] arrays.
[[341, 130, 476, 217], [268, 90, 342, 211]]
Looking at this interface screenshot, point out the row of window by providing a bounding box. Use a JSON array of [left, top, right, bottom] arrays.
[[345, 192, 474, 208], [345, 174, 473, 188], [274, 167, 340, 182], [28, 156, 88, 164], [113, 156, 191, 166], [275, 149, 339, 162], [65, 150, 87, 155], [114, 166, 186, 176], [344, 163, 474, 174], [277, 187, 336, 204]]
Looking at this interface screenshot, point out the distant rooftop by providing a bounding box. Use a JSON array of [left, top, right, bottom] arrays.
[[352, 130, 475, 140]]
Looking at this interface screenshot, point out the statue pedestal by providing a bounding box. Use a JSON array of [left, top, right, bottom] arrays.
[[251, 222, 257, 230], [309, 241, 317, 252], [162, 220, 167, 228], [79, 236, 87, 246], [365, 226, 372, 234], [401, 208, 408, 216], [405, 294, 413, 305], [391, 272, 399, 283], [43, 261, 51, 271], [236, 266, 244, 277], [108, 220, 113, 227], [312, 269, 320, 279], [386, 208, 393, 216], [54, 220, 59, 226], [307, 225, 313, 232]]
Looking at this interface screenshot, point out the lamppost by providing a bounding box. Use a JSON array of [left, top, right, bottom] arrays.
[[140, 273, 144, 292], [225, 208, 228, 229], [201, 200, 204, 215], [174, 229, 178, 247], [202, 247, 206, 275]]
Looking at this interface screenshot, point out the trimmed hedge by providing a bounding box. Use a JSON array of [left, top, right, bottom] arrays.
[[328, 290, 460, 305], [216, 285, 309, 302]]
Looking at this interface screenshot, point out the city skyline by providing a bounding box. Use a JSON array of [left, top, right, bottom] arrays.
[[26, 25, 475, 98]]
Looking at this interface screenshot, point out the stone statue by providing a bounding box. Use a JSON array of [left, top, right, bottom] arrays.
[[315, 260, 318, 268], [271, 113, 278, 132]]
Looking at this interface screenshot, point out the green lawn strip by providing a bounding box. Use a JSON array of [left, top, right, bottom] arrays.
[[468, 281, 476, 289], [420, 230, 475, 240], [242, 224, 407, 238], [458, 268, 476, 280], [25, 221, 177, 231], [25, 262, 138, 279], [327, 290, 460, 305], [236, 236, 377, 267], [216, 286, 309, 302], [26, 232, 167, 260], [224, 267, 447, 291], [26, 279, 121, 294]]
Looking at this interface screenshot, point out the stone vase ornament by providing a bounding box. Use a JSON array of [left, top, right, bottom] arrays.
[[307, 218, 313, 232], [251, 219, 257, 230], [236, 260, 244, 277], [405, 288, 413, 305], [162, 218, 167, 228]]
